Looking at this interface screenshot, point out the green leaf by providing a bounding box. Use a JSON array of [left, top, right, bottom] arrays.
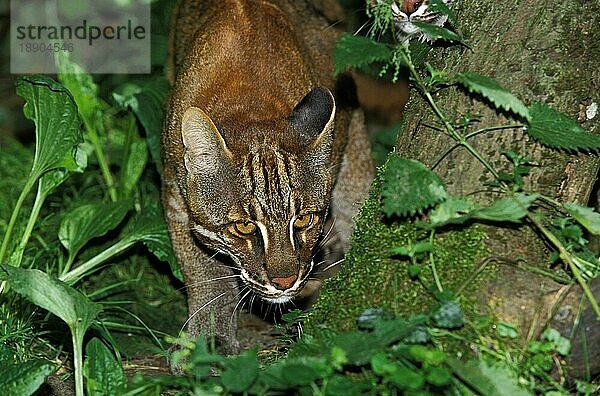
[[113, 77, 169, 174], [334, 34, 392, 75], [389, 366, 424, 390], [0, 357, 54, 396], [526, 103, 600, 151], [371, 353, 397, 376], [122, 202, 181, 281], [426, 366, 452, 386], [541, 328, 571, 356], [412, 22, 464, 44], [0, 265, 101, 333], [84, 338, 126, 396], [381, 155, 447, 217], [282, 358, 329, 386], [472, 193, 538, 222], [429, 197, 475, 226], [59, 200, 131, 261], [221, 349, 259, 393], [120, 138, 148, 196], [564, 203, 600, 235], [431, 300, 464, 329], [447, 359, 532, 396], [454, 72, 530, 121], [16, 76, 83, 180], [409, 345, 446, 365], [497, 322, 519, 339]]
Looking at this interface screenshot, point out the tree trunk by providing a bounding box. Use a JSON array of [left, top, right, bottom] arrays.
[[311, 0, 600, 379], [396, 0, 600, 376]]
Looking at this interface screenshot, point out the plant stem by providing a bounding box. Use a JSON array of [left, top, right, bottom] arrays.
[[525, 211, 600, 318], [72, 327, 85, 396], [429, 231, 443, 292], [85, 123, 118, 202], [399, 47, 500, 180], [59, 238, 134, 285], [0, 176, 36, 265], [464, 124, 525, 140], [11, 181, 47, 267]]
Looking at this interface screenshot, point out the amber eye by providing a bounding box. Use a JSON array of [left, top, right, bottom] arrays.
[[294, 213, 317, 229], [230, 221, 257, 235]]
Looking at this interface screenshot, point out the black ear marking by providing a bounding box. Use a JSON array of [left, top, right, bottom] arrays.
[[288, 87, 335, 142]]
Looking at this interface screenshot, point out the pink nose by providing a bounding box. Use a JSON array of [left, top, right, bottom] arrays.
[[271, 275, 298, 290]]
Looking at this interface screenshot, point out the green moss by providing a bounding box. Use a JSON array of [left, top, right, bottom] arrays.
[[307, 166, 492, 333]]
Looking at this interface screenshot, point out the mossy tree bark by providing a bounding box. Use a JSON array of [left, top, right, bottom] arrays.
[[395, 0, 599, 374], [312, 0, 599, 378]]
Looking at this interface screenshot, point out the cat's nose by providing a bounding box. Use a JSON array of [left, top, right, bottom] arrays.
[[271, 274, 298, 290], [402, 0, 421, 15]]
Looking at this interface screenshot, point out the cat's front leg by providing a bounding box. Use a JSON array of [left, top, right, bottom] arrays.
[[162, 172, 241, 355]]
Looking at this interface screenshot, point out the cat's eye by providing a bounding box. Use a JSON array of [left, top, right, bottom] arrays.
[[294, 213, 317, 229], [231, 221, 257, 235]]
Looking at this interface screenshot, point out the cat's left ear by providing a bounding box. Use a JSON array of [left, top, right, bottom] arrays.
[[289, 87, 336, 146]]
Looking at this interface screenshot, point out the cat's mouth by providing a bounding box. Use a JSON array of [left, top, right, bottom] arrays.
[[239, 262, 313, 303]]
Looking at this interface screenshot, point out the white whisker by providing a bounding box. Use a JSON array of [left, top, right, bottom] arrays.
[[178, 291, 229, 336]]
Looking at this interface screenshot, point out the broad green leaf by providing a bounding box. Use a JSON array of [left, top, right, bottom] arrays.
[[122, 202, 181, 281], [15, 76, 83, 180], [564, 203, 600, 235], [409, 345, 446, 365], [281, 357, 330, 386], [0, 265, 101, 332], [371, 353, 397, 376], [447, 359, 532, 396], [412, 22, 464, 44], [426, 366, 452, 386], [334, 34, 392, 75], [389, 366, 424, 390], [0, 357, 54, 396], [454, 72, 530, 121], [526, 103, 600, 151], [429, 197, 475, 225], [84, 338, 126, 396], [59, 200, 131, 260], [113, 78, 170, 174], [221, 349, 259, 393], [382, 155, 447, 217], [541, 328, 571, 356], [472, 193, 538, 222], [120, 139, 148, 196]]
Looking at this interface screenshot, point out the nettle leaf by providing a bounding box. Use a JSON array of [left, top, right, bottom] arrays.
[[15, 76, 83, 180], [84, 338, 126, 396], [59, 200, 131, 260], [564, 203, 600, 235], [472, 193, 538, 222], [113, 77, 169, 173], [334, 34, 392, 75], [0, 357, 54, 396], [412, 22, 464, 44], [454, 72, 530, 121], [382, 155, 447, 217], [526, 103, 600, 151], [0, 265, 101, 333], [428, 197, 475, 226]]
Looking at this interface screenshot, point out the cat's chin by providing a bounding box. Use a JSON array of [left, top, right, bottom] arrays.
[[263, 295, 293, 304]]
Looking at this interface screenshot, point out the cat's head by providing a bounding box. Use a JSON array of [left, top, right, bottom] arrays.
[[370, 0, 452, 42], [180, 87, 337, 303]]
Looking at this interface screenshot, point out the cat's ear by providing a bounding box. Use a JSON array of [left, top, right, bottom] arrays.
[[181, 107, 233, 173], [289, 87, 336, 167], [289, 87, 336, 145]]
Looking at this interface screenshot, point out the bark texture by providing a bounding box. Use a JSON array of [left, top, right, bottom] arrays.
[[396, 0, 599, 376]]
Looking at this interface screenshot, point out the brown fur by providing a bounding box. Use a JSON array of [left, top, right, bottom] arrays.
[[161, 0, 373, 353]]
